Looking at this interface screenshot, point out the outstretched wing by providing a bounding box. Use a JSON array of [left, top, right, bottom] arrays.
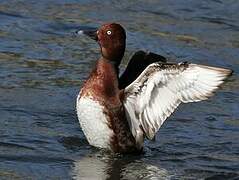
[[119, 51, 167, 89], [123, 62, 232, 142]]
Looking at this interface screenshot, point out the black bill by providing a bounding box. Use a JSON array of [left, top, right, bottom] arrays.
[[76, 28, 98, 41]]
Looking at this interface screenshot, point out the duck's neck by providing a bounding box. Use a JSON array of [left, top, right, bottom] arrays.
[[98, 57, 120, 76]]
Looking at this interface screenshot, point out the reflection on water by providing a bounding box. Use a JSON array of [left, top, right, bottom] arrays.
[[72, 151, 170, 180], [0, 0, 239, 179]]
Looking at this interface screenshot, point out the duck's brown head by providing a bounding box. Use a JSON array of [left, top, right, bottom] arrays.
[[77, 23, 126, 66]]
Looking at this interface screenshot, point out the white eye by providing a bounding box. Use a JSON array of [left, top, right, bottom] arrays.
[[106, 30, 112, 35]]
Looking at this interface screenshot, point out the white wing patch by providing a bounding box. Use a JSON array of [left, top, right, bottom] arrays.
[[123, 62, 232, 141]]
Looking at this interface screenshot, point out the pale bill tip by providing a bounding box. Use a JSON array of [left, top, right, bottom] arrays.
[[76, 30, 84, 35]]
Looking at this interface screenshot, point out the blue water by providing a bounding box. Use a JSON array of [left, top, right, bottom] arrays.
[[0, 0, 238, 179]]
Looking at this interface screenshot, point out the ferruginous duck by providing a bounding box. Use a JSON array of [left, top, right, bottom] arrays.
[[76, 23, 232, 153]]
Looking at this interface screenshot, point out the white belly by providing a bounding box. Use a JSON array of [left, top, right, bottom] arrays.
[[76, 95, 113, 149]]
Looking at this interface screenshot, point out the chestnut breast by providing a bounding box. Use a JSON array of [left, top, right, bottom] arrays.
[[76, 59, 123, 150], [80, 59, 121, 108]]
